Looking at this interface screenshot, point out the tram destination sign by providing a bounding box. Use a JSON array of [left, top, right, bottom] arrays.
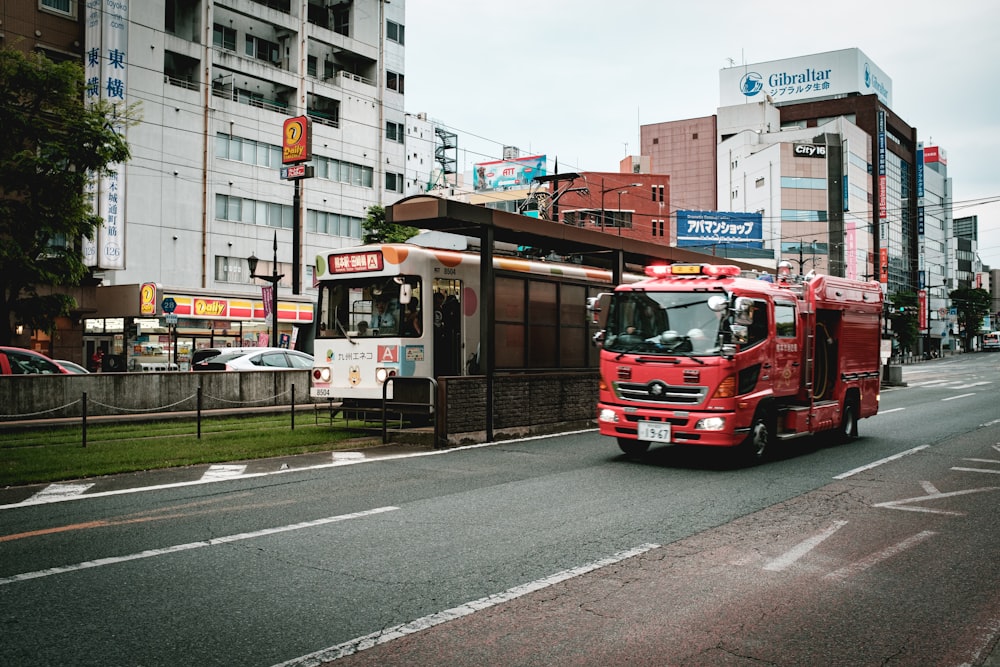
[[329, 251, 384, 274]]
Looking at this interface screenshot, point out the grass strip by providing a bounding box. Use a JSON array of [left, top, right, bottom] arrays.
[[0, 416, 382, 487]]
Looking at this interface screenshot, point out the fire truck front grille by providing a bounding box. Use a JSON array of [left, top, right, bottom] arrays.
[[614, 381, 707, 404]]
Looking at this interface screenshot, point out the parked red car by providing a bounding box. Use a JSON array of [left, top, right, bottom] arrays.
[[0, 346, 71, 375]]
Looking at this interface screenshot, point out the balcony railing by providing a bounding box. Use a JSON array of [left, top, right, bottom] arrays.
[[307, 110, 339, 128], [164, 74, 198, 91], [211, 87, 288, 113]]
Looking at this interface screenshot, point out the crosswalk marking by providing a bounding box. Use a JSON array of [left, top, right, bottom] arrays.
[[21, 483, 95, 505], [199, 464, 247, 481]]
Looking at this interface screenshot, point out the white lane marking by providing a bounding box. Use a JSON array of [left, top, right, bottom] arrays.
[[332, 452, 365, 461], [963, 458, 1000, 464], [272, 542, 661, 667], [873, 486, 1000, 515], [952, 467, 1000, 475], [833, 445, 930, 480], [919, 481, 940, 495], [949, 381, 992, 389], [200, 464, 247, 481], [0, 506, 399, 586], [20, 483, 95, 505], [1, 430, 597, 510], [942, 393, 977, 401], [876, 408, 905, 415], [763, 520, 848, 572], [824, 530, 937, 582]]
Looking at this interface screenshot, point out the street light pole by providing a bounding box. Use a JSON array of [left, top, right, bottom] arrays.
[[599, 180, 642, 234], [248, 231, 285, 346]]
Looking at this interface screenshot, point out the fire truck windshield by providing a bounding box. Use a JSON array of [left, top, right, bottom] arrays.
[[603, 291, 729, 356]]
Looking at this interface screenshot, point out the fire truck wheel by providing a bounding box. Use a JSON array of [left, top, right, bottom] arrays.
[[739, 413, 772, 463], [839, 401, 859, 443], [617, 438, 650, 457]]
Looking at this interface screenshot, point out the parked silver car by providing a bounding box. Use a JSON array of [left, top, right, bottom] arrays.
[[191, 347, 313, 371]]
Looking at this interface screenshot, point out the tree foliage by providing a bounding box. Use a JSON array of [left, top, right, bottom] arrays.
[[0, 49, 132, 344], [950, 287, 991, 351], [361, 204, 419, 245]]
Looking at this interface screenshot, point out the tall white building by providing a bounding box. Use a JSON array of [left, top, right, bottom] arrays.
[[717, 103, 875, 280], [77, 0, 436, 365]]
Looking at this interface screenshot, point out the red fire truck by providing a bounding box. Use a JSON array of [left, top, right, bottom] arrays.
[[591, 263, 883, 462]]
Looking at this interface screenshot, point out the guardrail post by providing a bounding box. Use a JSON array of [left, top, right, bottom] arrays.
[[197, 385, 202, 439], [291, 383, 296, 431], [82, 392, 87, 448]]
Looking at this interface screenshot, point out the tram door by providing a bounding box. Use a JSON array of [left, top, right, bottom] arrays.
[[432, 278, 463, 377]]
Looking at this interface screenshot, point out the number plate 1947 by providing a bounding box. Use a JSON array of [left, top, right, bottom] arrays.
[[637, 421, 671, 443]]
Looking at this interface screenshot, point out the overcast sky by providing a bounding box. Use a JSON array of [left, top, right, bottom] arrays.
[[404, 0, 1000, 269]]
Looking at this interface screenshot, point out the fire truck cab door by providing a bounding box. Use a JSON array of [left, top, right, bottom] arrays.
[[772, 299, 801, 396]]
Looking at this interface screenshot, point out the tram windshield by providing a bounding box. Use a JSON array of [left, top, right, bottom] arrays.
[[317, 276, 424, 339]]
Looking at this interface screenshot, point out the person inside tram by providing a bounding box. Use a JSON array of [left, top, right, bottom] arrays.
[[401, 298, 422, 337], [371, 298, 396, 333], [356, 321, 369, 336]]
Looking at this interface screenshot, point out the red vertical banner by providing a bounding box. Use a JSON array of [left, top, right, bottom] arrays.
[[918, 289, 927, 331], [262, 286, 273, 318], [879, 247, 889, 284]]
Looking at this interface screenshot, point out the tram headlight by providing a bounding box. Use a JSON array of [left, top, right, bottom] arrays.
[[313, 368, 331, 383], [375, 367, 397, 384]]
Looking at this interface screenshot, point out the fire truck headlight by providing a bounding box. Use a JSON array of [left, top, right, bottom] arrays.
[[598, 408, 619, 423], [695, 416, 726, 431], [313, 368, 331, 383]]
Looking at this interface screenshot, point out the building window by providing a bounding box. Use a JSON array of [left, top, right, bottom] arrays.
[[40, 0, 76, 18], [387, 71, 405, 93], [215, 194, 292, 228], [387, 20, 405, 44], [246, 35, 280, 64], [307, 56, 318, 77], [306, 210, 362, 239], [386, 172, 404, 193], [213, 24, 237, 51], [781, 176, 826, 190], [386, 121, 404, 143], [333, 6, 350, 36]]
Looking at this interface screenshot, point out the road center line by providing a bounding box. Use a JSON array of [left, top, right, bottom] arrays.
[[763, 520, 848, 572], [833, 445, 929, 480], [0, 506, 399, 586], [942, 393, 977, 401], [273, 542, 661, 666]]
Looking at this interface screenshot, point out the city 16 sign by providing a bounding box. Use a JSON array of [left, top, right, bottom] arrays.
[[282, 115, 312, 164]]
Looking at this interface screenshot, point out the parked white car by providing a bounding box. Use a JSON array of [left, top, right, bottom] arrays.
[[191, 347, 313, 371]]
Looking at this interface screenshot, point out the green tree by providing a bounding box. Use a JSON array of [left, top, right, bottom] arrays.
[[0, 49, 132, 345], [361, 204, 419, 244], [950, 287, 991, 351]]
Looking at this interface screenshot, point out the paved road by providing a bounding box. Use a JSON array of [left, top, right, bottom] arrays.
[[1, 354, 998, 666]]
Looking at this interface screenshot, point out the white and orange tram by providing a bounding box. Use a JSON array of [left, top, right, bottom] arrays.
[[309, 234, 621, 407]]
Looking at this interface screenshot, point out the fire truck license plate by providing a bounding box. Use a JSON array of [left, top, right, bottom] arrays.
[[638, 421, 671, 443]]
